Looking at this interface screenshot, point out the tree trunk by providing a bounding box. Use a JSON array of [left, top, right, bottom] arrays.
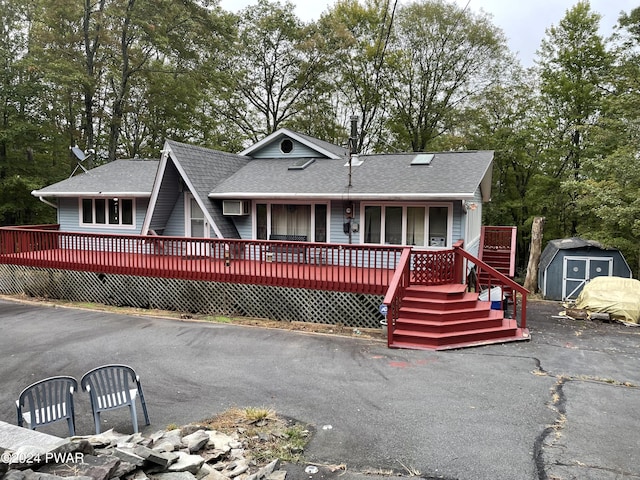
[[523, 217, 545, 293]]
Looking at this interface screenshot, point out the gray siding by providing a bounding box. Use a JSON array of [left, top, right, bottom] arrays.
[[250, 139, 323, 159], [232, 214, 252, 239], [150, 163, 180, 234], [330, 201, 352, 244], [163, 192, 186, 236]]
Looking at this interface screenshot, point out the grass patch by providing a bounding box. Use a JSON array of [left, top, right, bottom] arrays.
[[199, 407, 310, 464]]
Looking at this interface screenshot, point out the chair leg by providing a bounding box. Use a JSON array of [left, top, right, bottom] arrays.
[[139, 391, 150, 425], [129, 404, 139, 433], [94, 412, 101, 434], [67, 417, 75, 437]]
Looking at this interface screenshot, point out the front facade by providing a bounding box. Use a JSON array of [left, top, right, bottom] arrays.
[[31, 129, 493, 257]]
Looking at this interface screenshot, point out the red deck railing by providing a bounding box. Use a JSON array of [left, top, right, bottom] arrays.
[[0, 226, 404, 296], [479, 225, 517, 277], [1, 226, 527, 332], [383, 240, 528, 344]]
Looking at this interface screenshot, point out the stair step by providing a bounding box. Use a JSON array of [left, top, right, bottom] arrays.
[[396, 310, 505, 333], [405, 283, 467, 300], [399, 302, 497, 321], [402, 291, 479, 310], [390, 321, 528, 350]]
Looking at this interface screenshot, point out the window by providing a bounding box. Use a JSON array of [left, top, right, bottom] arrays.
[[255, 202, 328, 242], [362, 203, 450, 247], [364, 206, 381, 243], [271, 204, 311, 238], [81, 198, 134, 227]]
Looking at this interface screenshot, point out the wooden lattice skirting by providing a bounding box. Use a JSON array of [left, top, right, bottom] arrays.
[[0, 265, 385, 329]]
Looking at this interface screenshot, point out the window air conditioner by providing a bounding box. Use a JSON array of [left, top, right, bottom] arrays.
[[223, 200, 250, 216]]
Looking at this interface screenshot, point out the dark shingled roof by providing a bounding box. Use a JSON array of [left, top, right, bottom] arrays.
[[539, 237, 614, 272], [210, 150, 493, 200], [165, 139, 251, 238], [32, 160, 159, 197]]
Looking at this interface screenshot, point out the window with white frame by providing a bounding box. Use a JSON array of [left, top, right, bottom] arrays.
[[363, 203, 451, 247], [255, 202, 328, 242], [81, 198, 134, 227]]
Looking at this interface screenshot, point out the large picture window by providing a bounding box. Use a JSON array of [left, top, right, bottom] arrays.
[[362, 203, 451, 247], [81, 198, 134, 227], [255, 202, 328, 242]]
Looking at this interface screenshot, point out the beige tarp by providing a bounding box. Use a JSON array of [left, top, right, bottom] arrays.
[[574, 276, 640, 324]]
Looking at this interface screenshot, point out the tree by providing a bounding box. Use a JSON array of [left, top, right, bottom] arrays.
[[220, 0, 329, 143], [384, 0, 510, 152], [535, 1, 611, 237], [575, 6, 640, 276], [318, 0, 397, 153]]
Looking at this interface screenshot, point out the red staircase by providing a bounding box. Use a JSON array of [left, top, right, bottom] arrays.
[[389, 283, 529, 350], [478, 226, 517, 283]]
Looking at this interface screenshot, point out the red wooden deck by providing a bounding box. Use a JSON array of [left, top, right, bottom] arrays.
[[0, 242, 398, 296]]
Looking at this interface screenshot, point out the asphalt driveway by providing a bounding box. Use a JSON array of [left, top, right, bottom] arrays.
[[1, 296, 639, 480]]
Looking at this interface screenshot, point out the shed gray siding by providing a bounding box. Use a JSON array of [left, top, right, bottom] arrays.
[[539, 240, 632, 300]]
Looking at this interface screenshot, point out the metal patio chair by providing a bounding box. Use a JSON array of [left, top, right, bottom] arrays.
[[16, 376, 78, 436], [80, 364, 150, 434]]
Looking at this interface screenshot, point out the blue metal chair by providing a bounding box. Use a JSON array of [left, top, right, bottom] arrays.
[[81, 364, 150, 434], [16, 376, 78, 436]]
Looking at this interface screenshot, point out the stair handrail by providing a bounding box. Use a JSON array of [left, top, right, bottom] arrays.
[[382, 247, 412, 347], [453, 242, 529, 330]]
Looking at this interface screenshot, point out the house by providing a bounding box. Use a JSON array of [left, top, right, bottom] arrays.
[[6, 129, 528, 350], [32, 129, 490, 254], [538, 237, 632, 301]]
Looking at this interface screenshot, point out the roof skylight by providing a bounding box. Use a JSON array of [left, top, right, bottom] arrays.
[[411, 154, 434, 165], [288, 158, 315, 170]]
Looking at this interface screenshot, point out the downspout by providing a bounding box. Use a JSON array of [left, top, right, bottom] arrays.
[[36, 196, 57, 209]]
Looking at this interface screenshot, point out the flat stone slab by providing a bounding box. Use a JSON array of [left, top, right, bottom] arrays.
[[0, 421, 69, 462]]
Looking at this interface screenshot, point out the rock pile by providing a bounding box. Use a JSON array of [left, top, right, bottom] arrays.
[[1, 426, 287, 480]]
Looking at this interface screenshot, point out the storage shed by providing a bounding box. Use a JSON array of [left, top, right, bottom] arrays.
[[538, 238, 632, 301]]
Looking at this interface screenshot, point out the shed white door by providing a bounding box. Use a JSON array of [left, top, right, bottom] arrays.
[[562, 256, 613, 300]]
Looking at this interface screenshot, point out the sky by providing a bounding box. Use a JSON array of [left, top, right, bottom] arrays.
[[218, 0, 637, 66]]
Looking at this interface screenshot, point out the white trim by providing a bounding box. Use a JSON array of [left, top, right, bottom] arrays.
[[562, 255, 614, 300], [32, 191, 150, 198], [184, 192, 210, 238], [210, 192, 477, 200], [78, 197, 137, 229], [252, 200, 330, 242], [141, 143, 171, 235], [358, 201, 453, 248]]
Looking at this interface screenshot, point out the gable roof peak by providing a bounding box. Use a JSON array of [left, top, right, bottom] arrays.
[[239, 129, 348, 159]]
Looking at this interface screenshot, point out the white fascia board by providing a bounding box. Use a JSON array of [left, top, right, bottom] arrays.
[[239, 128, 342, 159], [31, 190, 151, 197], [141, 142, 172, 235], [210, 192, 476, 200]]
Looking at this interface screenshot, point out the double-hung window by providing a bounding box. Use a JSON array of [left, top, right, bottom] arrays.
[[81, 198, 134, 227]]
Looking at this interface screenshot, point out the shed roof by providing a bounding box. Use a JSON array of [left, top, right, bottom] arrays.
[[539, 237, 616, 272]]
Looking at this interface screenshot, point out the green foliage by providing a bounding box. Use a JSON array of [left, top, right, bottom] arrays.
[[0, 0, 639, 279]]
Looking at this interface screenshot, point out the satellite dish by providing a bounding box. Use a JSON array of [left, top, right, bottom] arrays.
[[69, 145, 94, 176], [71, 146, 86, 161]]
